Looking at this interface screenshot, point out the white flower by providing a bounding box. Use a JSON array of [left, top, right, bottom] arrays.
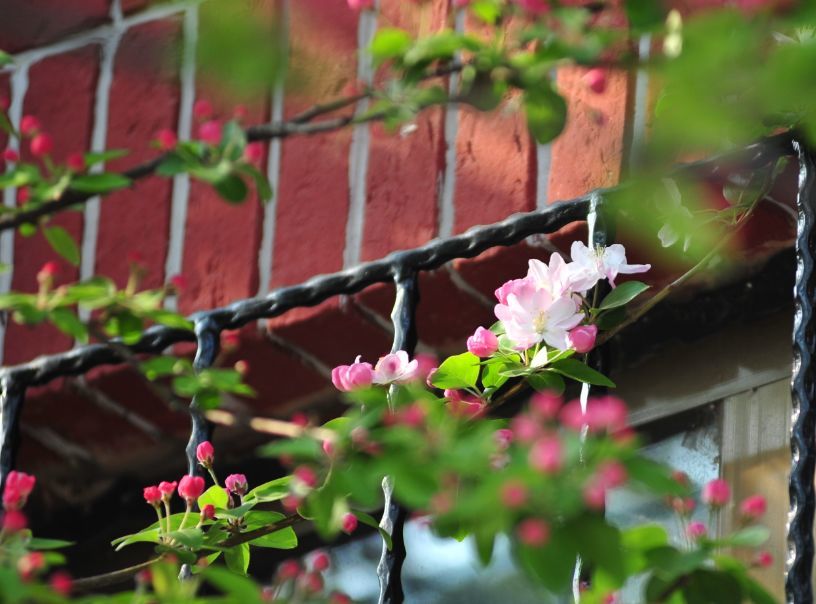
[[569, 241, 651, 289], [373, 351, 419, 384], [494, 286, 584, 350], [526, 253, 574, 298]]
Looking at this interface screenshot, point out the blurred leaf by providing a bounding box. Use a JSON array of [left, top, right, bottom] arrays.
[[371, 28, 412, 64], [83, 149, 128, 166], [524, 87, 567, 144], [70, 173, 131, 194], [50, 308, 88, 342], [625, 0, 666, 31], [204, 566, 261, 602], [43, 226, 80, 266], [214, 173, 249, 204], [224, 542, 251, 575]]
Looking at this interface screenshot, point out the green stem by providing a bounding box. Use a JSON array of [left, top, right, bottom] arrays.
[[178, 505, 192, 531], [207, 466, 220, 487]]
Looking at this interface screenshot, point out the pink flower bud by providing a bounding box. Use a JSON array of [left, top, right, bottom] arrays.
[[560, 396, 628, 433], [322, 439, 336, 457], [331, 357, 375, 391], [671, 497, 696, 516], [233, 104, 249, 121], [517, 518, 550, 546], [583, 68, 607, 94], [329, 593, 352, 604], [143, 486, 162, 506], [66, 152, 85, 172], [583, 481, 606, 509], [193, 99, 213, 120], [511, 414, 540, 443], [177, 475, 205, 503], [414, 353, 438, 381], [342, 512, 358, 534], [300, 571, 324, 594], [3, 471, 36, 510], [686, 521, 707, 540], [2, 510, 27, 533], [567, 324, 598, 354], [311, 550, 330, 572], [467, 326, 499, 357], [49, 571, 72, 596], [754, 551, 773, 568], [293, 466, 317, 489], [277, 559, 300, 580], [20, 115, 41, 137], [225, 473, 248, 496], [530, 392, 562, 419], [596, 461, 627, 489], [2, 148, 19, 162], [739, 494, 767, 520], [494, 428, 513, 450], [234, 360, 249, 375], [220, 331, 240, 351], [196, 441, 215, 467], [282, 494, 301, 512], [529, 436, 563, 473], [169, 274, 187, 291], [16, 187, 30, 204], [29, 133, 53, 157], [127, 250, 144, 266], [18, 552, 45, 582], [200, 504, 216, 521], [347, 0, 375, 10], [500, 480, 528, 508], [514, 0, 550, 15], [291, 413, 309, 427], [155, 128, 177, 150], [243, 142, 263, 163], [702, 479, 731, 508], [198, 120, 222, 146], [36, 262, 59, 285], [158, 480, 177, 500]]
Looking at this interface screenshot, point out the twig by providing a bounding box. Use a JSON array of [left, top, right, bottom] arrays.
[[72, 556, 160, 592], [205, 409, 335, 442], [219, 513, 303, 548]]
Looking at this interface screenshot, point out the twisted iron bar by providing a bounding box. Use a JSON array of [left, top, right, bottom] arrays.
[[787, 141, 816, 604]]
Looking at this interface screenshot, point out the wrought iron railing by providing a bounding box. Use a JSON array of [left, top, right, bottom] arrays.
[[0, 131, 809, 603]]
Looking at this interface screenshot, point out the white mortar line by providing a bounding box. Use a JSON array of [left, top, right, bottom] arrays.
[[437, 7, 465, 239], [78, 2, 124, 324], [343, 2, 378, 269], [0, 67, 30, 365], [630, 34, 651, 166], [164, 5, 199, 311], [256, 0, 289, 305], [0, 1, 201, 74], [265, 330, 333, 378], [444, 264, 493, 309]]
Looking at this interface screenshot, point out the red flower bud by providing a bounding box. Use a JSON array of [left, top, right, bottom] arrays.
[[583, 68, 607, 94], [739, 494, 767, 520], [155, 128, 177, 151], [233, 104, 249, 121], [2, 510, 27, 533], [169, 274, 187, 291], [193, 99, 213, 120], [516, 518, 549, 546], [2, 148, 19, 162], [16, 187, 30, 204], [225, 473, 248, 496], [243, 142, 263, 163], [701, 479, 730, 508], [277, 559, 300, 580], [143, 486, 162, 506], [754, 551, 773, 568], [178, 475, 206, 503], [3, 470, 36, 510], [342, 512, 358, 534], [293, 466, 317, 488], [221, 331, 240, 351], [66, 152, 85, 172], [200, 504, 216, 521], [196, 441, 215, 467], [49, 571, 72, 596], [29, 133, 54, 157], [500, 480, 528, 508], [329, 593, 352, 604], [311, 550, 330, 572], [158, 480, 178, 501], [198, 120, 222, 146], [17, 552, 45, 581], [20, 115, 41, 137]]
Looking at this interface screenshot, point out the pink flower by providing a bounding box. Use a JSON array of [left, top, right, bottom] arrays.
[[331, 356, 375, 391], [278, 559, 301, 580], [672, 497, 696, 516], [373, 351, 419, 384], [467, 326, 499, 357], [569, 241, 650, 289], [225, 473, 248, 496], [198, 120, 223, 145], [511, 414, 541, 443], [494, 283, 584, 350], [702, 479, 731, 507], [567, 324, 598, 354], [342, 513, 358, 534], [20, 115, 41, 136], [193, 99, 213, 120], [595, 461, 627, 489], [200, 504, 216, 521], [501, 480, 528, 508], [560, 396, 628, 433], [243, 142, 263, 163], [2, 148, 19, 162], [29, 133, 53, 157], [754, 551, 773, 568], [514, 0, 550, 14], [311, 550, 330, 572], [16, 187, 30, 204], [3, 471, 36, 510], [66, 152, 85, 172], [158, 481, 177, 500], [740, 494, 767, 520], [517, 518, 550, 546], [530, 392, 562, 419], [529, 436, 563, 473], [294, 466, 317, 489], [155, 128, 177, 150], [49, 571, 72, 596], [143, 486, 162, 506], [2, 510, 27, 533], [347, 0, 375, 10], [177, 475, 205, 503], [414, 353, 438, 381], [526, 254, 576, 298], [686, 521, 707, 540], [583, 68, 607, 94], [196, 441, 215, 467], [494, 277, 535, 305]]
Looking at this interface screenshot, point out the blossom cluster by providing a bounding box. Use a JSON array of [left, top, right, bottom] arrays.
[[267, 552, 352, 604]]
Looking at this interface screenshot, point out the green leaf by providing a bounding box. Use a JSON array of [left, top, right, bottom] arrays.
[[621, 524, 669, 551], [549, 359, 615, 387], [474, 530, 495, 566], [248, 526, 297, 549], [528, 372, 566, 394], [571, 516, 627, 585], [524, 87, 568, 145], [237, 164, 273, 202], [625, 0, 666, 31], [355, 511, 394, 550], [598, 281, 650, 311], [83, 149, 129, 165], [156, 153, 189, 176], [370, 28, 412, 63], [214, 173, 249, 204], [165, 527, 204, 549], [0, 51, 12, 67], [26, 538, 73, 550], [204, 566, 261, 602], [626, 457, 686, 497], [258, 437, 322, 460], [516, 525, 578, 593], [719, 525, 770, 548], [645, 546, 710, 582], [145, 309, 194, 330], [431, 352, 481, 389], [224, 542, 250, 575], [199, 485, 229, 510], [50, 308, 88, 342], [682, 569, 742, 604], [70, 173, 131, 194], [245, 476, 291, 502], [43, 226, 80, 266], [596, 307, 627, 330]]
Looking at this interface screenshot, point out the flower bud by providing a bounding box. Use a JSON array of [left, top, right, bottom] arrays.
[[155, 128, 177, 150], [686, 521, 707, 540], [311, 551, 330, 572], [293, 466, 317, 489], [3, 471, 36, 511], [583, 68, 607, 94], [143, 486, 162, 507], [158, 481, 177, 501], [347, 0, 375, 10], [739, 494, 767, 521], [225, 473, 248, 496], [329, 593, 352, 604], [529, 436, 562, 473], [66, 152, 85, 172], [169, 274, 187, 291], [198, 120, 222, 146], [177, 475, 205, 504], [193, 99, 213, 120], [466, 326, 499, 358], [754, 551, 773, 568], [342, 512, 358, 534], [29, 133, 53, 157], [517, 518, 549, 546], [18, 552, 45, 581], [567, 324, 598, 354], [243, 142, 263, 163], [701, 479, 731, 508], [20, 115, 41, 137], [49, 571, 72, 596], [2, 148, 19, 162], [196, 441, 215, 468], [277, 559, 300, 580], [200, 504, 216, 521], [2, 510, 27, 533], [500, 480, 528, 508]]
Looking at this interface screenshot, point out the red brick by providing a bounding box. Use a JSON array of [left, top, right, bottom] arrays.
[[0, 0, 109, 53], [361, 2, 448, 261], [270, 0, 358, 287], [96, 21, 180, 291], [5, 47, 98, 365]]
